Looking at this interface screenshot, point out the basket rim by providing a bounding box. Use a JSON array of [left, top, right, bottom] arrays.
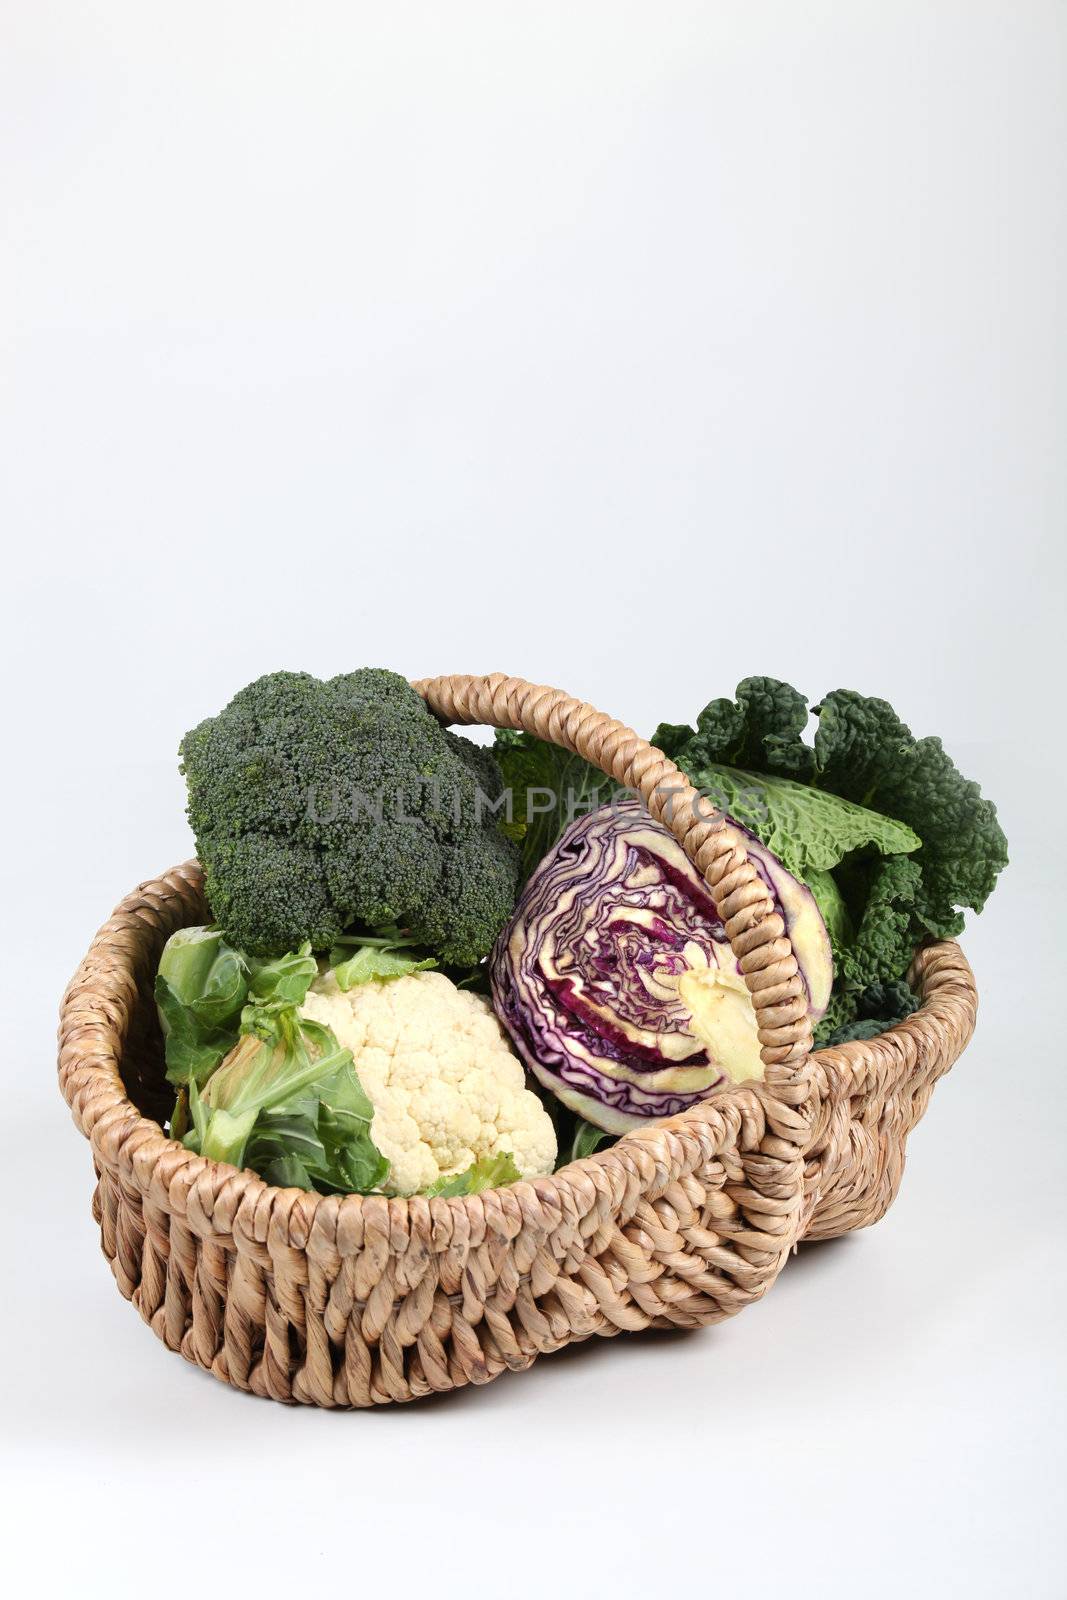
[[58, 858, 977, 1242]]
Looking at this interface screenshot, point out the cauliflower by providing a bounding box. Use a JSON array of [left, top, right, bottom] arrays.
[[300, 970, 557, 1195]]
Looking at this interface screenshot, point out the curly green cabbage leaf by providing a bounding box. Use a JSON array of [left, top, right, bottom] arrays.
[[818, 979, 920, 1047], [655, 677, 1007, 1040], [679, 764, 921, 882]]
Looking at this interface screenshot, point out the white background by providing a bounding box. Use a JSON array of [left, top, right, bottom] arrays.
[[2, 4, 1065, 1596]]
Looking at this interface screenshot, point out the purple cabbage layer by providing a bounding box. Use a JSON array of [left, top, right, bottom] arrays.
[[490, 797, 832, 1131]]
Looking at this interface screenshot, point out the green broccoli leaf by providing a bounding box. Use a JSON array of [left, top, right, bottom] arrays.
[[326, 925, 439, 988], [425, 1150, 522, 1196], [493, 729, 618, 881]]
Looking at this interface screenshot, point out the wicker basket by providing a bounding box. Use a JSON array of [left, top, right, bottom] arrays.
[[58, 674, 978, 1406]]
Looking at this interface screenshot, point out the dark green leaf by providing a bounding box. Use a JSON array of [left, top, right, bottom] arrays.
[[568, 1118, 614, 1163], [836, 856, 923, 991], [155, 974, 240, 1087], [493, 730, 619, 880], [804, 868, 853, 951], [655, 676, 814, 780], [817, 978, 919, 1047], [810, 690, 1008, 938], [453, 964, 491, 994]]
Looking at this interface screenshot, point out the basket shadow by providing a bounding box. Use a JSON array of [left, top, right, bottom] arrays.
[[349, 1239, 862, 1416], [316, 1323, 693, 1417], [401, 1235, 862, 1413], [790, 1233, 858, 1271], [17, 1234, 866, 1439]]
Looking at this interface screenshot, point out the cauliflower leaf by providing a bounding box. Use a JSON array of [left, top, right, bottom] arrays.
[[329, 931, 438, 988], [156, 926, 390, 1193], [185, 1001, 390, 1194], [425, 1151, 522, 1196]]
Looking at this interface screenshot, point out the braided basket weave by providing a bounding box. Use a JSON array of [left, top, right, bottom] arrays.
[[58, 674, 978, 1406]]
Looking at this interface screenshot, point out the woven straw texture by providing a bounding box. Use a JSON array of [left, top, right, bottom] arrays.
[[58, 674, 978, 1406]]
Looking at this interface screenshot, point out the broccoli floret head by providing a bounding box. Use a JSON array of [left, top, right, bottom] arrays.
[[180, 669, 520, 962]]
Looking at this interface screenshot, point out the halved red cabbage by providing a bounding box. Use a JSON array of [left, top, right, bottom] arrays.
[[491, 798, 832, 1133]]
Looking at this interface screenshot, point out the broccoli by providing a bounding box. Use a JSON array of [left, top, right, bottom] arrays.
[[180, 669, 521, 964]]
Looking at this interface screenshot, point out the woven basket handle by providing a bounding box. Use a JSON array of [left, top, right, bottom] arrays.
[[414, 673, 813, 1107]]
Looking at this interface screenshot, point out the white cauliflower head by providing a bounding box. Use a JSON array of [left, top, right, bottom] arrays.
[[300, 970, 557, 1195]]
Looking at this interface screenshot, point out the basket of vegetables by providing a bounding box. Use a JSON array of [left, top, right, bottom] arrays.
[[58, 670, 1001, 1406]]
